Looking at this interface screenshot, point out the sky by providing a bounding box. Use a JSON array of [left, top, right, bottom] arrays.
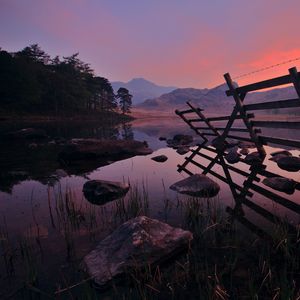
[[1, 0, 300, 88]]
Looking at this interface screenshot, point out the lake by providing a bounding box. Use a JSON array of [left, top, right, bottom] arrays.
[[0, 117, 299, 299]]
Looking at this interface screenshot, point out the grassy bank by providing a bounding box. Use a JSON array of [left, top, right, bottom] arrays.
[[0, 184, 299, 299]]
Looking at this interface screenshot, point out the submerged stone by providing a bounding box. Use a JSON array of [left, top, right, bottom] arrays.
[[239, 148, 249, 155], [82, 216, 193, 287], [151, 155, 168, 162], [83, 180, 129, 205], [170, 174, 220, 197], [262, 177, 297, 194], [270, 150, 292, 157]]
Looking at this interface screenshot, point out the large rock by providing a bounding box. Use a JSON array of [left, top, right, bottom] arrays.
[[82, 216, 193, 287], [170, 174, 220, 197], [262, 177, 297, 194], [225, 146, 241, 164], [151, 155, 168, 162], [83, 180, 129, 205], [277, 156, 300, 172], [58, 139, 153, 164]]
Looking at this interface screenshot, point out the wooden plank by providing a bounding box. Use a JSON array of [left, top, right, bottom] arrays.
[[250, 183, 300, 214], [224, 73, 266, 157], [187, 102, 221, 137], [244, 98, 300, 111], [226, 134, 253, 142], [190, 149, 260, 181], [251, 121, 300, 129], [241, 198, 297, 233], [226, 207, 272, 240], [260, 135, 300, 148], [196, 127, 250, 132], [225, 72, 298, 96], [289, 67, 300, 98], [175, 109, 195, 115]]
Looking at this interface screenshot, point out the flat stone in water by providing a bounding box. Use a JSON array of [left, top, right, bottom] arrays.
[[83, 180, 129, 205], [262, 177, 297, 194], [277, 156, 300, 172], [170, 174, 220, 197], [151, 155, 168, 162], [82, 216, 193, 287]]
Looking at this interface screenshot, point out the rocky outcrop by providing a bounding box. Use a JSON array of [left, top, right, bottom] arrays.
[[262, 177, 297, 194], [170, 174, 220, 197], [83, 216, 193, 287], [151, 155, 168, 162], [58, 139, 153, 164], [83, 180, 130, 205]]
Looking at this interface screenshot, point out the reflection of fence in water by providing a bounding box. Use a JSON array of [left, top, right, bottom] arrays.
[[176, 67, 300, 239]]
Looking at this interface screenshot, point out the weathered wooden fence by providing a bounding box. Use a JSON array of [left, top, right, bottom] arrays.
[[175, 67, 300, 237], [176, 67, 300, 156]]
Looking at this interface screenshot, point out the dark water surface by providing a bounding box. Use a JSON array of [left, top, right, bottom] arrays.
[[0, 118, 299, 298]]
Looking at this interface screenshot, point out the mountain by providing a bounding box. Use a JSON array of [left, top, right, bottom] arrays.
[[111, 78, 177, 105], [137, 84, 299, 114]]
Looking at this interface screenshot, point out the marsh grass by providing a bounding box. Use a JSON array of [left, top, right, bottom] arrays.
[[0, 184, 299, 299]]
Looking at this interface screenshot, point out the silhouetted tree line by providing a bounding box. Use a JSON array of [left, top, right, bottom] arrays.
[[0, 44, 132, 115]]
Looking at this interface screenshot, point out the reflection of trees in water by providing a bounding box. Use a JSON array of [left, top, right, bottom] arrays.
[[121, 123, 134, 140]]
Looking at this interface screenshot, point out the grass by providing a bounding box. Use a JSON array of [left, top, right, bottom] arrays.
[[0, 184, 299, 299]]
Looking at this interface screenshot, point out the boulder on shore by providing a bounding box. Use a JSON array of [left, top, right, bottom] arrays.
[[83, 179, 130, 205], [170, 174, 220, 197], [262, 177, 297, 194], [82, 216, 193, 287], [151, 155, 168, 162]]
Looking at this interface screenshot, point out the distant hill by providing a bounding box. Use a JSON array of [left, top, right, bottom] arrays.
[[111, 78, 177, 105], [137, 83, 299, 114]]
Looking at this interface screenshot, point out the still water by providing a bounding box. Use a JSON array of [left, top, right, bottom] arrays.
[[0, 117, 299, 297]]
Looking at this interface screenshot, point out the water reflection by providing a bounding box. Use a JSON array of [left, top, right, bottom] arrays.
[[178, 143, 300, 239]]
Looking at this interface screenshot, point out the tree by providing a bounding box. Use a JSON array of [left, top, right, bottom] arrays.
[[116, 87, 132, 114]]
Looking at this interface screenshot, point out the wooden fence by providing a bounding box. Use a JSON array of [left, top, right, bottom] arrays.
[[175, 67, 300, 238]]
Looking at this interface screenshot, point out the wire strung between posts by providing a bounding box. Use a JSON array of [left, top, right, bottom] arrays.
[[232, 56, 300, 79], [192, 56, 300, 103]]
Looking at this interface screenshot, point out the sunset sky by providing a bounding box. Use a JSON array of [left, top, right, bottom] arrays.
[[1, 0, 300, 88]]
